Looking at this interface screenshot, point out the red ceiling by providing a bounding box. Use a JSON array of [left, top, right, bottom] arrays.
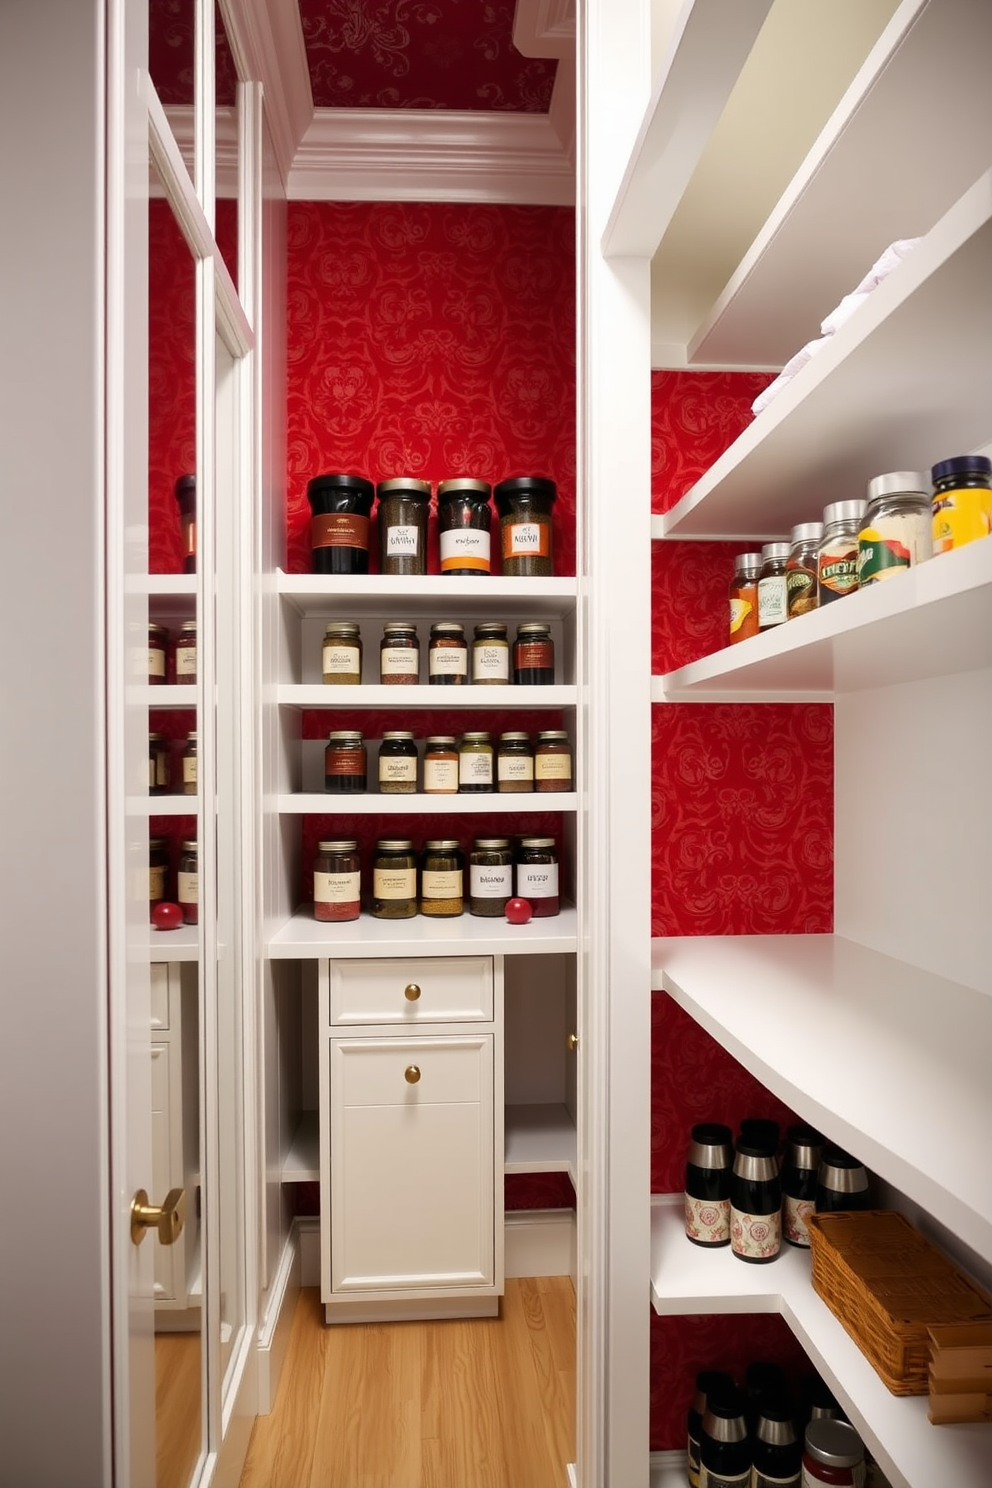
[[149, 1, 239, 107]]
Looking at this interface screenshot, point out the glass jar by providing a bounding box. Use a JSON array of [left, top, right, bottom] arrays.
[[817, 500, 865, 604], [148, 623, 168, 685], [437, 478, 493, 576], [497, 732, 534, 793], [494, 476, 557, 577], [175, 619, 197, 685], [516, 837, 560, 917], [782, 1123, 824, 1248], [931, 453, 992, 554], [458, 732, 494, 793], [149, 836, 168, 917], [858, 471, 932, 586], [815, 1146, 871, 1213], [420, 840, 464, 917], [684, 1122, 733, 1247], [423, 735, 459, 795], [472, 622, 509, 684], [787, 522, 824, 618], [728, 552, 761, 644], [307, 472, 375, 575], [379, 621, 420, 685], [730, 1143, 781, 1263], [174, 473, 196, 574], [322, 621, 362, 685], [324, 730, 367, 793], [313, 839, 360, 923], [469, 838, 513, 917], [802, 1420, 866, 1487], [178, 839, 198, 926], [687, 1371, 734, 1488], [377, 730, 418, 794], [428, 621, 468, 685], [699, 1389, 751, 1488], [534, 731, 572, 793], [758, 542, 790, 630], [376, 477, 431, 575], [181, 731, 197, 796], [370, 839, 417, 920], [149, 732, 170, 795], [513, 622, 555, 684], [752, 1397, 802, 1488]]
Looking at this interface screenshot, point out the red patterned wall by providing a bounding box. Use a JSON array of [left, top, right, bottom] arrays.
[[651, 369, 772, 515]]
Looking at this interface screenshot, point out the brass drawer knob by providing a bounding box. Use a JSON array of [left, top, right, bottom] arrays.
[[130, 1187, 186, 1247], [566, 1033, 579, 1052], [404, 983, 421, 1001], [405, 1065, 421, 1084]]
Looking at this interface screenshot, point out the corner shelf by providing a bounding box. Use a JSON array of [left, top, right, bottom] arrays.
[[275, 570, 578, 620], [276, 683, 576, 709], [505, 1103, 577, 1186], [276, 792, 578, 815], [268, 905, 578, 960]]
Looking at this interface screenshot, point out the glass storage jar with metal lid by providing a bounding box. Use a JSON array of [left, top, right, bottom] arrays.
[[322, 621, 362, 685], [376, 477, 431, 575], [497, 732, 534, 793], [178, 840, 198, 925], [815, 1146, 871, 1213], [420, 840, 464, 917], [148, 623, 168, 684], [175, 473, 197, 574], [802, 1420, 866, 1486], [379, 621, 419, 684], [513, 622, 555, 684], [149, 732, 170, 795], [494, 476, 557, 577], [181, 731, 197, 796], [857, 471, 932, 586], [149, 837, 168, 916], [534, 731, 572, 792], [781, 1123, 824, 1248], [307, 472, 374, 574], [687, 1371, 735, 1488], [377, 731, 418, 794], [423, 735, 459, 794], [437, 478, 492, 576], [786, 522, 823, 619], [817, 500, 865, 604], [752, 1397, 802, 1488], [175, 619, 197, 684], [469, 838, 513, 916], [699, 1389, 750, 1488], [370, 839, 417, 920], [516, 837, 559, 916], [472, 622, 509, 684], [313, 839, 360, 923], [458, 731, 494, 793], [729, 553, 761, 644], [684, 1122, 733, 1248], [932, 453, 992, 553], [324, 730, 367, 793], [428, 621, 468, 685], [730, 1141, 781, 1263], [757, 542, 790, 630]]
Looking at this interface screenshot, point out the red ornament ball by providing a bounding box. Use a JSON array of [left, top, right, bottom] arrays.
[[505, 897, 532, 925], [151, 901, 183, 930]]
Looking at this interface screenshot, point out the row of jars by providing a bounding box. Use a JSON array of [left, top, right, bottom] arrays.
[[322, 619, 556, 686], [728, 454, 991, 643], [149, 731, 197, 795], [148, 620, 197, 684], [313, 836, 560, 922], [308, 473, 559, 578], [684, 1121, 870, 1263], [149, 837, 198, 924], [324, 729, 573, 795]]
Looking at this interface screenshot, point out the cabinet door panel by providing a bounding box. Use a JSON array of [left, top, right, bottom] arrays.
[[329, 955, 493, 1026]]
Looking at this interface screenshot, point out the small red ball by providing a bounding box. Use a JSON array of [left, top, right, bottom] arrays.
[[151, 901, 183, 930], [505, 897, 532, 925]]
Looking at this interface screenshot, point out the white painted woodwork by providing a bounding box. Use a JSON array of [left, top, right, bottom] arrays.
[[282, 1111, 319, 1182], [329, 955, 493, 1025], [280, 683, 575, 706], [276, 570, 579, 610], [268, 905, 578, 958], [505, 1104, 577, 1183], [279, 789, 579, 815]]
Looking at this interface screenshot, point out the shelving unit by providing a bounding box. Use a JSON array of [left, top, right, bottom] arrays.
[[277, 683, 576, 708], [505, 1102, 576, 1185], [268, 905, 578, 959], [276, 790, 578, 815]]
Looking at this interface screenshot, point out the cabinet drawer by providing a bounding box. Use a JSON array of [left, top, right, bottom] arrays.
[[329, 956, 492, 1026], [334, 1035, 486, 1106]]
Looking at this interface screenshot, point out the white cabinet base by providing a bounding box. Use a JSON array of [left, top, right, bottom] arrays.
[[324, 1294, 499, 1325]]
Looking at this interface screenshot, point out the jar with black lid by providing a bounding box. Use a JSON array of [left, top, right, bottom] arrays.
[[380, 621, 419, 684], [423, 736, 459, 795], [376, 477, 431, 575], [148, 623, 168, 684], [730, 1142, 781, 1263], [370, 839, 417, 919], [699, 1388, 751, 1488], [787, 522, 823, 619], [752, 1396, 802, 1488], [149, 836, 168, 917], [472, 622, 510, 684], [782, 1123, 824, 1248], [437, 478, 492, 576], [746, 1362, 787, 1432], [817, 501, 865, 605], [469, 838, 513, 917], [858, 471, 932, 586], [313, 839, 361, 922], [758, 542, 790, 630], [801, 1374, 841, 1425], [428, 621, 468, 685], [497, 732, 534, 793], [377, 731, 418, 794], [178, 840, 198, 925], [516, 837, 559, 917], [175, 474, 196, 574], [687, 1370, 734, 1488], [815, 1147, 871, 1214], [494, 476, 556, 577], [729, 553, 761, 644], [932, 453, 992, 553], [307, 472, 374, 575], [322, 621, 362, 685], [458, 732, 494, 793], [684, 1122, 733, 1247], [802, 1419, 866, 1487], [534, 731, 572, 793], [175, 619, 197, 685], [149, 732, 170, 795], [513, 622, 555, 684], [181, 731, 197, 796], [324, 730, 367, 793], [420, 840, 464, 917], [739, 1118, 780, 1157]]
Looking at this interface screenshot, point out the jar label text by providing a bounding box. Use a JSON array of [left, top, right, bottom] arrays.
[[175, 645, 196, 676], [440, 528, 491, 572], [314, 871, 361, 904], [373, 868, 416, 899], [148, 649, 166, 678], [499, 755, 534, 781], [424, 758, 459, 792], [422, 869, 463, 899], [535, 753, 571, 781], [381, 647, 418, 677], [385, 524, 420, 556], [504, 521, 549, 558], [178, 871, 198, 905], [183, 756, 197, 785], [470, 864, 512, 897], [429, 646, 468, 676], [459, 752, 493, 785], [311, 512, 369, 550], [518, 863, 559, 898], [783, 1194, 814, 1247], [379, 757, 417, 783], [323, 644, 361, 675], [473, 645, 509, 681]]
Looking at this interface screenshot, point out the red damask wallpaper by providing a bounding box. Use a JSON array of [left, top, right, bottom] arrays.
[[651, 369, 771, 516], [149, 0, 239, 107]]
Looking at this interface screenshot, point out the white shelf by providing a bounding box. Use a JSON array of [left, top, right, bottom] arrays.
[[132, 685, 198, 709], [275, 570, 578, 619], [650, 1195, 991, 1488], [653, 539, 992, 700], [283, 1111, 319, 1182], [276, 683, 576, 709], [504, 1103, 576, 1186], [131, 573, 197, 598], [661, 169, 992, 539], [276, 791, 577, 815], [267, 906, 578, 960], [145, 921, 198, 963], [652, 935, 992, 1261], [130, 795, 198, 817]]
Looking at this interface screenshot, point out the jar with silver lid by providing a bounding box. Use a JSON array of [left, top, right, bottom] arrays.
[[376, 476, 430, 576], [420, 839, 464, 917], [175, 619, 197, 684], [322, 621, 362, 685], [815, 1145, 871, 1213], [730, 1142, 781, 1263], [428, 621, 468, 685], [757, 542, 790, 630], [802, 1419, 866, 1486], [699, 1389, 750, 1488], [181, 731, 198, 796], [472, 621, 509, 684], [379, 621, 419, 684], [786, 522, 823, 618], [324, 730, 367, 792], [458, 731, 494, 793], [370, 839, 417, 919], [817, 501, 866, 604], [313, 839, 360, 922], [497, 732, 534, 793], [423, 736, 459, 794], [858, 472, 932, 586], [377, 731, 418, 794], [178, 840, 198, 926], [469, 838, 513, 917], [516, 837, 559, 917]]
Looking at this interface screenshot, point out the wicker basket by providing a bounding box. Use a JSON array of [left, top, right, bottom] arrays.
[[806, 1210, 992, 1396]]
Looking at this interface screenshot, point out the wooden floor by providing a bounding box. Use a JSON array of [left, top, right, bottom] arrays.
[[155, 1332, 201, 1488], [240, 1279, 576, 1488]]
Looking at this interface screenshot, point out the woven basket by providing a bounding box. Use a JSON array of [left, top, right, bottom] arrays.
[[806, 1210, 992, 1396]]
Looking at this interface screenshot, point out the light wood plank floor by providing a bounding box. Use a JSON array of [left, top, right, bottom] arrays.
[[155, 1332, 201, 1488], [240, 1279, 576, 1488]]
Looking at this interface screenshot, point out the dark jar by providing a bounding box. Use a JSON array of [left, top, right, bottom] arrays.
[[313, 839, 360, 923], [437, 478, 493, 576], [699, 1388, 751, 1488], [458, 732, 494, 793], [815, 1147, 871, 1214], [931, 453, 992, 554], [534, 731, 572, 793], [739, 1118, 780, 1157], [516, 837, 559, 917], [380, 621, 420, 685], [745, 1363, 787, 1433], [751, 1396, 802, 1488], [370, 839, 417, 920], [148, 623, 169, 684], [730, 1143, 781, 1263], [181, 731, 198, 796], [423, 735, 459, 795], [472, 622, 510, 684], [420, 840, 464, 918], [324, 730, 367, 793], [683, 1122, 733, 1247], [428, 621, 468, 685], [377, 731, 418, 794], [494, 476, 557, 577], [149, 732, 171, 795], [687, 1370, 734, 1488], [787, 522, 823, 619], [513, 622, 555, 684], [178, 840, 198, 925], [322, 622, 362, 685], [149, 836, 169, 917], [782, 1123, 824, 1248], [174, 474, 196, 574], [175, 620, 197, 685], [376, 477, 431, 575], [497, 732, 534, 793], [469, 838, 513, 917], [729, 552, 761, 645], [802, 1420, 866, 1486], [307, 472, 374, 575], [758, 542, 790, 630]]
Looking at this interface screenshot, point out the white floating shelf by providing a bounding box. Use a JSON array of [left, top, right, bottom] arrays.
[[276, 792, 577, 815], [283, 1111, 319, 1182], [267, 906, 578, 960], [652, 935, 992, 1260], [653, 540, 992, 700], [146, 921, 198, 963], [276, 684, 576, 709], [131, 685, 198, 709], [130, 573, 197, 598], [505, 1103, 577, 1186], [275, 570, 578, 619], [129, 795, 198, 817], [650, 1195, 991, 1488]]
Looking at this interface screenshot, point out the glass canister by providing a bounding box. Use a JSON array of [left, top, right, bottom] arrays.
[[376, 477, 431, 575], [370, 839, 417, 920], [730, 1142, 781, 1263], [324, 730, 367, 793], [857, 472, 932, 586], [379, 621, 419, 685], [420, 840, 464, 917], [802, 1420, 866, 1487], [181, 731, 197, 796], [752, 1397, 802, 1488], [313, 839, 361, 922], [458, 731, 494, 793], [174, 473, 196, 574], [175, 619, 197, 685], [758, 542, 791, 630], [149, 836, 168, 918], [931, 453, 992, 554], [149, 732, 170, 795], [787, 522, 823, 618], [322, 621, 362, 685], [782, 1123, 824, 1248], [699, 1389, 751, 1488], [437, 478, 493, 576], [377, 730, 418, 794], [513, 622, 555, 684], [817, 500, 865, 605], [428, 621, 468, 685], [423, 736, 459, 795], [534, 731, 572, 793], [815, 1147, 871, 1213], [729, 552, 761, 644], [472, 622, 510, 684], [516, 837, 560, 917], [684, 1122, 733, 1247], [469, 838, 513, 917], [148, 623, 168, 684], [178, 839, 198, 925], [307, 472, 375, 575], [494, 476, 557, 577], [497, 732, 534, 793], [687, 1371, 735, 1488]]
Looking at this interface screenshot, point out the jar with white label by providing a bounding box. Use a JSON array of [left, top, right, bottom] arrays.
[[178, 840, 198, 926], [370, 839, 417, 920], [437, 478, 492, 576], [472, 622, 510, 684], [148, 623, 168, 685], [420, 840, 464, 917], [535, 731, 572, 792], [175, 620, 197, 685], [377, 731, 418, 794], [428, 621, 468, 685], [322, 621, 362, 685], [149, 732, 171, 795], [858, 471, 932, 586], [516, 837, 560, 917], [324, 730, 367, 793], [757, 543, 790, 630], [513, 622, 555, 684], [379, 621, 419, 684], [497, 732, 534, 793], [494, 476, 556, 577], [469, 838, 513, 917], [181, 731, 197, 796], [313, 839, 360, 923], [423, 736, 459, 794], [376, 477, 430, 575], [458, 732, 494, 793]]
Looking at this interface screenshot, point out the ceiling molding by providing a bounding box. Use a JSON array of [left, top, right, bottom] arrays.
[[224, 0, 313, 184], [514, 0, 576, 56]]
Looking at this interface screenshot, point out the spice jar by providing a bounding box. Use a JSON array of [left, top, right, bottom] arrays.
[[516, 837, 560, 917], [149, 836, 168, 917], [148, 623, 169, 684], [817, 500, 865, 604], [857, 471, 932, 586], [428, 621, 468, 685], [149, 732, 171, 795], [313, 839, 360, 923], [175, 619, 197, 685], [420, 840, 464, 917], [758, 542, 790, 630], [730, 1142, 781, 1263], [534, 731, 572, 793], [377, 731, 418, 794], [178, 840, 198, 925], [423, 735, 459, 795], [494, 476, 556, 577], [815, 1146, 871, 1213], [787, 522, 823, 618], [174, 474, 196, 574], [322, 622, 362, 685], [370, 839, 417, 920], [437, 478, 493, 576], [458, 732, 494, 793], [802, 1420, 866, 1487], [497, 732, 534, 793], [181, 731, 198, 796], [307, 472, 375, 575], [931, 453, 992, 554], [699, 1389, 751, 1488], [752, 1397, 802, 1488], [376, 477, 431, 575], [684, 1122, 733, 1248], [469, 838, 513, 917], [782, 1123, 824, 1248], [324, 730, 367, 793], [687, 1371, 734, 1488], [513, 622, 555, 684], [472, 622, 510, 684], [379, 621, 420, 685], [728, 553, 761, 644]]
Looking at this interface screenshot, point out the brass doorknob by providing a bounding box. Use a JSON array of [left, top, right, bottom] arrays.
[[130, 1187, 187, 1247], [566, 1033, 579, 1052], [404, 983, 421, 1001], [405, 1065, 421, 1084]]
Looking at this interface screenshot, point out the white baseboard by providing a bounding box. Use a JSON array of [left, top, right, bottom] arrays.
[[256, 1219, 304, 1413], [649, 1448, 685, 1485], [505, 1207, 576, 1279]]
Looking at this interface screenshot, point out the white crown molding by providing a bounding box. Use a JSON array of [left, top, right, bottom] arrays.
[[163, 105, 241, 199], [224, 0, 313, 185], [514, 0, 576, 56]]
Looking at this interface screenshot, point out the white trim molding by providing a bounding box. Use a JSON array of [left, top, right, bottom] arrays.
[[224, 0, 313, 185], [515, 0, 576, 159]]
